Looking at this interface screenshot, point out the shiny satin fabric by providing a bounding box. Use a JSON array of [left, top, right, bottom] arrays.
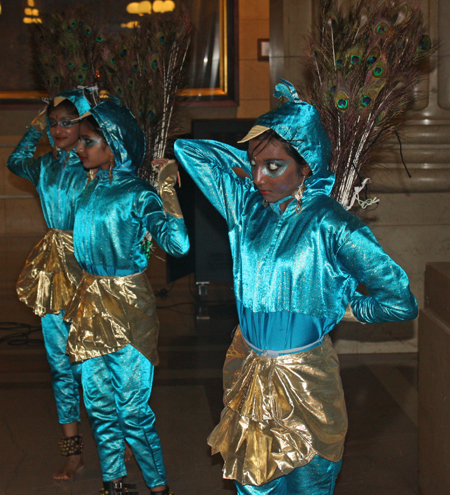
[[64, 271, 159, 365], [41, 313, 81, 424], [6, 127, 88, 230], [6, 90, 91, 231], [174, 138, 418, 325], [235, 456, 342, 494], [82, 345, 167, 485], [16, 229, 82, 316], [208, 328, 347, 487], [73, 101, 189, 276], [73, 170, 189, 276]]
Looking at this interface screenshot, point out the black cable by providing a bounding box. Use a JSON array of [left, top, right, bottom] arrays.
[[0, 322, 44, 347], [394, 130, 412, 178]]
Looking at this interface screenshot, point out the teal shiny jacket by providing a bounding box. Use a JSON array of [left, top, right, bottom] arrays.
[[6, 90, 91, 230], [73, 100, 189, 277], [174, 81, 417, 352]]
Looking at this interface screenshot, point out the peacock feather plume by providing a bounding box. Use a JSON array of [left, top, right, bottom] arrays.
[[298, 0, 436, 209], [30, 4, 108, 97], [101, 8, 192, 186]]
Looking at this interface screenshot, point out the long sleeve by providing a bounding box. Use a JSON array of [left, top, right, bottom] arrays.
[[337, 225, 418, 323], [6, 127, 43, 187], [139, 190, 189, 259], [174, 139, 254, 230]]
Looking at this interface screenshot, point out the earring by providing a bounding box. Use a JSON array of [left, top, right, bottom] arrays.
[[294, 179, 305, 214], [108, 154, 114, 183]]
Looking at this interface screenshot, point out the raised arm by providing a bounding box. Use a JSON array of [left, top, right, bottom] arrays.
[[6, 126, 43, 187], [174, 139, 254, 229], [337, 226, 418, 323]]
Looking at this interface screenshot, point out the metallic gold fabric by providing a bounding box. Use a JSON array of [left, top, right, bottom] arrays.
[[208, 328, 348, 486], [16, 229, 81, 317], [64, 271, 159, 365], [158, 159, 183, 219]]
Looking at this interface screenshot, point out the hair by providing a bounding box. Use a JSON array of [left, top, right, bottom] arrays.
[[250, 129, 311, 177], [47, 98, 79, 118], [81, 114, 106, 140]]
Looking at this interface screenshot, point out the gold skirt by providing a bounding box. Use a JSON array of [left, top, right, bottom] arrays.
[[208, 328, 348, 486], [16, 229, 82, 317], [64, 271, 159, 365]]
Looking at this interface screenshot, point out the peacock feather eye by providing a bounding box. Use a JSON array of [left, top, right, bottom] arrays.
[[376, 110, 386, 124], [395, 36, 404, 50], [64, 24, 71, 33], [418, 35, 431, 53], [337, 98, 348, 110], [375, 21, 390, 35], [115, 86, 123, 95], [120, 47, 128, 57], [372, 63, 384, 78], [53, 76, 59, 84], [96, 35, 104, 43], [361, 95, 372, 107], [335, 91, 349, 111], [76, 73, 86, 83], [82, 63, 88, 71], [68, 62, 74, 69], [346, 43, 364, 66], [150, 56, 159, 70], [329, 85, 336, 95], [367, 46, 380, 66], [85, 27, 92, 36], [127, 78, 134, 88], [132, 60, 139, 71], [336, 57, 344, 67], [70, 21, 77, 29], [109, 57, 115, 65], [148, 110, 155, 119]]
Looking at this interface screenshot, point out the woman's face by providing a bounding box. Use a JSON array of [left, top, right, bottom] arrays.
[[76, 122, 113, 171], [48, 107, 79, 152], [248, 137, 309, 204]]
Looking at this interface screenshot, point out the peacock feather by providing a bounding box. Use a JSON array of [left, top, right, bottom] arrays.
[[101, 8, 192, 186], [298, 0, 436, 209], [29, 4, 108, 97]]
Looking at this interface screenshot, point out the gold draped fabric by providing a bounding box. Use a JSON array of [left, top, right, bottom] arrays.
[[208, 328, 348, 486], [64, 271, 159, 365], [16, 229, 82, 317], [158, 159, 183, 219]]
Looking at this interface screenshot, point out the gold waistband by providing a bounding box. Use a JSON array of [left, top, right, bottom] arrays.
[[16, 229, 82, 316], [207, 327, 348, 486], [64, 270, 159, 365]]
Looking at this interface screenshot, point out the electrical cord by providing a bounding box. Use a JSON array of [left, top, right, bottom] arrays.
[[0, 322, 44, 347]]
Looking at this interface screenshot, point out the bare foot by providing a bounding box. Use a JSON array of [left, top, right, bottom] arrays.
[[124, 442, 133, 463], [52, 454, 84, 480]]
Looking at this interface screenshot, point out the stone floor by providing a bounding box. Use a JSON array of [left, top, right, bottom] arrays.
[[0, 272, 418, 495]]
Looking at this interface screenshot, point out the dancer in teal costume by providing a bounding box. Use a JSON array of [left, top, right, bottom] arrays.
[[7, 89, 91, 479], [174, 80, 418, 494], [64, 99, 189, 495]]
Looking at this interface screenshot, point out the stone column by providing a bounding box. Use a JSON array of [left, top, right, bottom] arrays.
[[269, 0, 450, 352]]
